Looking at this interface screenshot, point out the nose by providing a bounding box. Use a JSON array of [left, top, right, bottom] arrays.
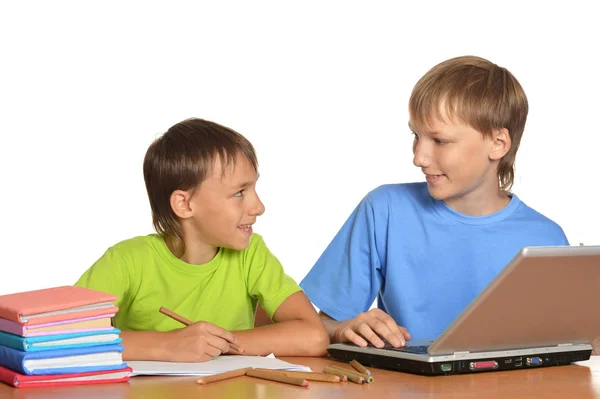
[[249, 192, 265, 217], [412, 139, 431, 168]]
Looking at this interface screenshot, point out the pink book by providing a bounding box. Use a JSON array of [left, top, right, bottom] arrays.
[[0, 365, 132, 388], [0, 314, 115, 337], [0, 286, 118, 325]]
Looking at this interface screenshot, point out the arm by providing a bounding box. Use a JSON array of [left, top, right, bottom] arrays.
[[119, 322, 237, 362], [300, 193, 409, 347], [254, 303, 273, 327], [232, 291, 329, 357]]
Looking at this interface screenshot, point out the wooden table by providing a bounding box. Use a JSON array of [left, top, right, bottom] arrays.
[[2, 356, 600, 399]]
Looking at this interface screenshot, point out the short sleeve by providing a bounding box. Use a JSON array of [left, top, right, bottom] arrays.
[[74, 247, 130, 308], [300, 195, 384, 321], [244, 235, 302, 319]]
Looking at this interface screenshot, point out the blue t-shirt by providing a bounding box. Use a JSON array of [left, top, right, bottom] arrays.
[[300, 182, 569, 339]]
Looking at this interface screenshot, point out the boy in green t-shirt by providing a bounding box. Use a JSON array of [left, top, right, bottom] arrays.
[[75, 118, 329, 362]]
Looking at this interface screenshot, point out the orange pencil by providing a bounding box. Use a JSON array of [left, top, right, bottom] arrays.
[[246, 369, 309, 387], [254, 369, 341, 383], [159, 306, 245, 353], [197, 367, 252, 385]]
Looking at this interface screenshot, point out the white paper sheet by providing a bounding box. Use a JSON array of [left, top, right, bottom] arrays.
[[128, 354, 312, 376]]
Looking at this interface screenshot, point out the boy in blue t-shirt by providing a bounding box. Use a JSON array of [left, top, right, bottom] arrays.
[[300, 55, 571, 350]]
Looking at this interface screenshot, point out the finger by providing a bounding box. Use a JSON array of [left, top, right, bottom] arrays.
[[206, 335, 231, 354], [341, 328, 369, 347], [203, 344, 222, 358], [356, 323, 385, 348], [399, 325, 412, 341], [204, 323, 237, 344], [363, 318, 401, 348], [375, 317, 407, 347], [371, 309, 409, 346]]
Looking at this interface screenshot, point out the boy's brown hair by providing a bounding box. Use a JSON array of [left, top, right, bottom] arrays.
[[409, 55, 528, 192], [143, 118, 258, 255]]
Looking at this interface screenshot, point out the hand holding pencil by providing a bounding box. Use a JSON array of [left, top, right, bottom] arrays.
[[159, 306, 244, 362]]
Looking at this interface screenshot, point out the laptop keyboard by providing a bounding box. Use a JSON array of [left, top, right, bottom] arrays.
[[383, 343, 430, 354]]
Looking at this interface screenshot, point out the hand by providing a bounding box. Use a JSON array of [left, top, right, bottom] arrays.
[[164, 321, 239, 362], [333, 309, 411, 348]]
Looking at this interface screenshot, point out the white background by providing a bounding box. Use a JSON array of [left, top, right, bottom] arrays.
[[1, 1, 598, 295]]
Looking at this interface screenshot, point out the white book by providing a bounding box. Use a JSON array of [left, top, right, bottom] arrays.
[[128, 354, 312, 376]]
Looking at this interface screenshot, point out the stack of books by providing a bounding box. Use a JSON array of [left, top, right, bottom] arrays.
[[0, 286, 131, 388]]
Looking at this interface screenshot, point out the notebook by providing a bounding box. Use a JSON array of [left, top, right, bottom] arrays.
[[0, 286, 118, 325], [128, 354, 312, 376], [0, 328, 122, 352], [0, 365, 132, 388], [0, 314, 114, 337], [327, 245, 600, 376], [0, 343, 126, 375]]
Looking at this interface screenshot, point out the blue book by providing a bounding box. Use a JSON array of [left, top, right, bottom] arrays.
[[0, 328, 122, 352], [0, 343, 126, 375]]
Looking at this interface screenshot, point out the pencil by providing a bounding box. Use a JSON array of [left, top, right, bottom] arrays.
[[254, 369, 341, 383], [197, 367, 252, 385], [323, 366, 364, 384], [328, 364, 374, 383], [246, 369, 309, 387], [158, 306, 245, 353], [351, 359, 371, 376]]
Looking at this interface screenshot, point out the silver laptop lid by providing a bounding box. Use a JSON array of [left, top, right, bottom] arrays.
[[429, 245, 600, 355]]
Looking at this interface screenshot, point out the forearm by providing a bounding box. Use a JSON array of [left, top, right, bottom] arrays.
[[120, 330, 173, 361], [319, 311, 343, 342], [234, 319, 329, 357]]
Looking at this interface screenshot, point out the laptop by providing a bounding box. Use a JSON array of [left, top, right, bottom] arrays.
[[327, 245, 600, 376]]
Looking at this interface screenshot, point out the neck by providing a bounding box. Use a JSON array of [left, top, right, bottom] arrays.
[[444, 183, 510, 216], [165, 231, 218, 266]]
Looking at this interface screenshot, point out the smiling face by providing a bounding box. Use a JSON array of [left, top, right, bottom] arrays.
[[181, 153, 265, 256], [410, 108, 509, 214]]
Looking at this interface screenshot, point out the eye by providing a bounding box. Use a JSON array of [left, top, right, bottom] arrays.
[[434, 138, 448, 145], [233, 190, 244, 198], [411, 132, 419, 140]]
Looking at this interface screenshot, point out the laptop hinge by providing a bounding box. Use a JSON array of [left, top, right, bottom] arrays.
[[453, 351, 470, 355]]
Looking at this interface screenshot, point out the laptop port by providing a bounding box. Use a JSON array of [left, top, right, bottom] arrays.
[[526, 357, 543, 366], [514, 362, 523, 367], [504, 359, 513, 364], [469, 361, 498, 371], [441, 364, 452, 372]]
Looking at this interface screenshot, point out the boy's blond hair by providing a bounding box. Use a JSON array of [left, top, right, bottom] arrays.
[[143, 118, 258, 256], [409, 55, 528, 191]]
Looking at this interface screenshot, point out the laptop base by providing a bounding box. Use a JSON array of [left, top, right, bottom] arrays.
[[327, 347, 592, 376]]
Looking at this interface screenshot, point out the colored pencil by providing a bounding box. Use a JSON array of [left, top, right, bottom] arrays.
[[158, 306, 244, 353], [351, 359, 371, 376], [197, 367, 252, 385], [246, 369, 309, 387]]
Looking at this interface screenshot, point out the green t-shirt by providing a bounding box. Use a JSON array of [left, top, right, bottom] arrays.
[[74, 234, 301, 332]]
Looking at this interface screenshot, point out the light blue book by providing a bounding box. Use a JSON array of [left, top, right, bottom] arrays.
[[0, 328, 121, 352], [0, 343, 126, 375]]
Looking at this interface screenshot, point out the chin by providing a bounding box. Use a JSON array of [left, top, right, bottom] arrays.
[[426, 185, 449, 201], [229, 240, 251, 251]]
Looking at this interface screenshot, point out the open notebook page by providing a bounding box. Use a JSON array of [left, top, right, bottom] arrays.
[[128, 354, 312, 376]]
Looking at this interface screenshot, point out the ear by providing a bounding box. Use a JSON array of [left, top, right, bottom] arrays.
[[170, 189, 193, 219], [489, 128, 511, 161]]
